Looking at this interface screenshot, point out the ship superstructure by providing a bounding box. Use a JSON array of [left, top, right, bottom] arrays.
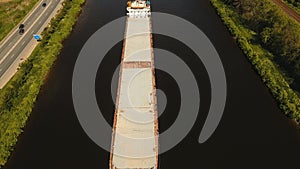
[[127, 0, 151, 18]]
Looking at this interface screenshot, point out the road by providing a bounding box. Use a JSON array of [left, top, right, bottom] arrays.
[[0, 0, 62, 88], [271, 0, 300, 23]]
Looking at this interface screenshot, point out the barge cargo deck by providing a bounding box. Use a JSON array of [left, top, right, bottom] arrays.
[[110, 1, 158, 168]]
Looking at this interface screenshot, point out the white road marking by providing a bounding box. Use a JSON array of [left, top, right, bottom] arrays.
[[22, 41, 25, 46], [0, 69, 2, 72], [8, 42, 12, 46], [0, 1, 53, 65], [10, 54, 15, 59]]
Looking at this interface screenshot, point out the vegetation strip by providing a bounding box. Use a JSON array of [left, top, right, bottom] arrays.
[[210, 0, 300, 122], [0, 0, 39, 42], [0, 0, 85, 167], [283, 0, 300, 14]]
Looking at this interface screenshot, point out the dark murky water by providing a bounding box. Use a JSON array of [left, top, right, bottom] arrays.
[[4, 0, 300, 168]]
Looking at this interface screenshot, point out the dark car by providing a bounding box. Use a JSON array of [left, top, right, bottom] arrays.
[[19, 28, 25, 35], [42, 2, 47, 7], [19, 24, 25, 29]]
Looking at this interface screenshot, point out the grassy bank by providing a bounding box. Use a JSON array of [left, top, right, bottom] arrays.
[[210, 0, 300, 121], [0, 0, 39, 42], [283, 0, 300, 14], [0, 0, 85, 167]]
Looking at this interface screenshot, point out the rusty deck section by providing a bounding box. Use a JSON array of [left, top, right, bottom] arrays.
[[123, 61, 152, 68], [109, 7, 158, 169]]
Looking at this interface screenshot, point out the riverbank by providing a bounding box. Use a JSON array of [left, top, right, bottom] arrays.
[[0, 0, 85, 167], [210, 0, 300, 122], [0, 0, 39, 42]]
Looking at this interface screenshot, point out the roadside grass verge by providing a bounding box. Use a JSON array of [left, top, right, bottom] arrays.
[[0, 0, 39, 42], [210, 0, 300, 121], [283, 0, 300, 15], [0, 0, 85, 167]]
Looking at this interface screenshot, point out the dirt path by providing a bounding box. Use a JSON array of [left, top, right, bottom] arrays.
[[271, 0, 300, 22]]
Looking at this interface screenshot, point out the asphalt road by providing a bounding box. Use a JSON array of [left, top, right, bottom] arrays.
[[0, 0, 61, 79]]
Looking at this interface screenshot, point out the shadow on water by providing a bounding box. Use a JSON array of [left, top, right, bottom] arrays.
[[4, 0, 300, 169]]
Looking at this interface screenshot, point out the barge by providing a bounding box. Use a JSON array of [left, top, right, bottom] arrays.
[[110, 0, 158, 169]]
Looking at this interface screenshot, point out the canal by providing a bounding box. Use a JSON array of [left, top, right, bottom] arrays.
[[4, 0, 300, 168]]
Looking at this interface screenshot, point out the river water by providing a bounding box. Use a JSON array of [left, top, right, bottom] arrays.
[[4, 0, 300, 168]]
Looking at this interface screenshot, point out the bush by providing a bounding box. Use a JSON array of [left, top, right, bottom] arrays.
[[211, 0, 300, 123]]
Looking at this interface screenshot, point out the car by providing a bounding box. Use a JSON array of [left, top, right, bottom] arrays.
[[19, 24, 25, 29], [42, 2, 47, 7], [19, 28, 25, 35]]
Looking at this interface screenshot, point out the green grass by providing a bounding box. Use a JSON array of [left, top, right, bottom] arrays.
[[0, 0, 39, 42], [211, 0, 300, 121], [0, 0, 85, 167], [283, 0, 300, 15]]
